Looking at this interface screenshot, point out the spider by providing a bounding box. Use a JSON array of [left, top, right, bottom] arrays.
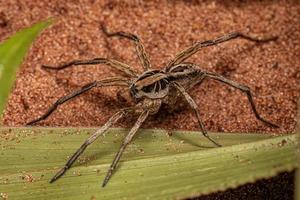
[[26, 24, 279, 187]]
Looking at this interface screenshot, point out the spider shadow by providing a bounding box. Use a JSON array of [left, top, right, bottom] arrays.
[[67, 117, 136, 167], [48, 74, 130, 111], [169, 131, 218, 149], [70, 131, 216, 176], [210, 41, 275, 76], [71, 151, 108, 168]]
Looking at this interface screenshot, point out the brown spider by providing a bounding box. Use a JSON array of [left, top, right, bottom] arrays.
[[26, 25, 279, 187]]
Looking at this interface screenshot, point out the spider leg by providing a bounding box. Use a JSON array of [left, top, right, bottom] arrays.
[[202, 72, 279, 128], [172, 82, 221, 147], [42, 58, 137, 77], [185, 72, 206, 91], [49, 108, 133, 183], [101, 24, 151, 71], [102, 110, 149, 187], [26, 77, 129, 126], [166, 32, 278, 68]]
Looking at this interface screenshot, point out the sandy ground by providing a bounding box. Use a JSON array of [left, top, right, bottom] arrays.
[[0, 0, 299, 135], [0, 0, 299, 199]]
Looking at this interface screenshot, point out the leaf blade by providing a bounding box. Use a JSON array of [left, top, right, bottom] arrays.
[[0, 127, 296, 199], [0, 19, 52, 120]]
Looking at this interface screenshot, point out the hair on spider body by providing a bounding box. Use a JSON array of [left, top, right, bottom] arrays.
[[129, 70, 169, 100], [26, 24, 279, 187], [130, 63, 201, 101]]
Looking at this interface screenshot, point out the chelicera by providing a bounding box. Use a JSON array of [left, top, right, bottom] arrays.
[[26, 24, 279, 187]]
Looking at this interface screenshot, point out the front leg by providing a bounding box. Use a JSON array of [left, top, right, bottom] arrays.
[[49, 108, 132, 183], [102, 110, 150, 187]]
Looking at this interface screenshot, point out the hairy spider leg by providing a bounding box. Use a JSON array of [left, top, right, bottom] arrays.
[[42, 58, 137, 77], [49, 108, 132, 183], [101, 24, 151, 72], [185, 73, 206, 91], [102, 110, 149, 187], [200, 72, 279, 128], [26, 78, 129, 125], [166, 32, 278, 68], [172, 82, 221, 147]]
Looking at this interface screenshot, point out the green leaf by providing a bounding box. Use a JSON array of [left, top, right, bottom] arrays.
[[0, 127, 296, 199], [0, 19, 52, 120], [295, 98, 300, 200]]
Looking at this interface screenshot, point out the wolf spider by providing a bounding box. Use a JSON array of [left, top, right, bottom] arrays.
[[26, 25, 279, 187]]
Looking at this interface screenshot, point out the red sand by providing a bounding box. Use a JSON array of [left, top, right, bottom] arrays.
[[1, 1, 300, 133]]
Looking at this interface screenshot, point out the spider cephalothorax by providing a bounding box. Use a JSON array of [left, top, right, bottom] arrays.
[[130, 69, 169, 99], [26, 24, 278, 187]]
